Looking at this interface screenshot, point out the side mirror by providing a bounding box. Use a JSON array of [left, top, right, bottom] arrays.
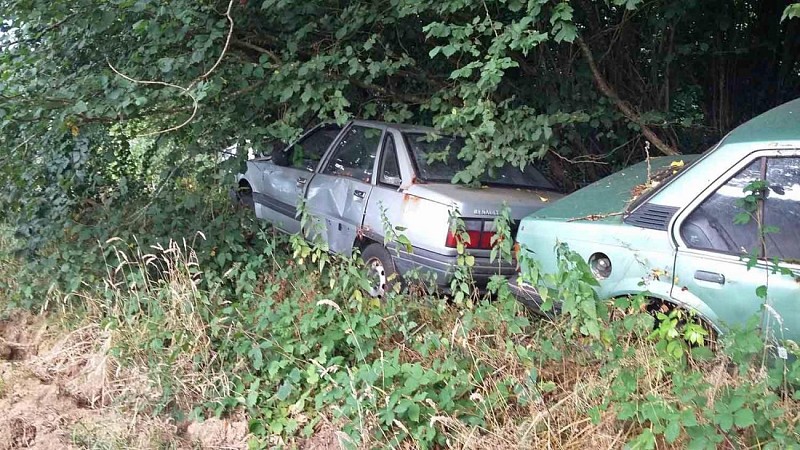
[[271, 146, 290, 167]]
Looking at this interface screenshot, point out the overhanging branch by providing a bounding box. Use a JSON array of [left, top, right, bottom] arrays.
[[577, 36, 679, 156]]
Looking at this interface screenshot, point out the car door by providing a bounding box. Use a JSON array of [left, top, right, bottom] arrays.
[[361, 131, 414, 241], [672, 150, 800, 343], [255, 124, 341, 234], [305, 124, 383, 254]]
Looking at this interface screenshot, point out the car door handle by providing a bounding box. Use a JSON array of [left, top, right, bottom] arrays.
[[353, 190, 366, 199], [694, 270, 725, 284], [296, 177, 307, 186]]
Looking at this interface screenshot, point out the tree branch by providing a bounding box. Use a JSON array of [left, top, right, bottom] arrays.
[[107, 0, 236, 137], [348, 78, 428, 105], [231, 39, 282, 65], [577, 36, 680, 156]]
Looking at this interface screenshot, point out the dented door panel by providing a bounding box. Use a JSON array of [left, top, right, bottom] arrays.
[[304, 124, 383, 254], [257, 164, 309, 234], [306, 174, 373, 254]]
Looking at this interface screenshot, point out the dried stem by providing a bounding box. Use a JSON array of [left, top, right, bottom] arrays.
[[107, 0, 236, 136]]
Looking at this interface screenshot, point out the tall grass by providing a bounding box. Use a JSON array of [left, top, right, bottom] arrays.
[[2, 221, 800, 449]]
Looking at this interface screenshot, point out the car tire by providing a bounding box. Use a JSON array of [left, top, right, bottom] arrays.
[[361, 243, 399, 298]]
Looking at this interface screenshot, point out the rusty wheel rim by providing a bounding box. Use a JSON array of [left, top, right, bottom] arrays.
[[366, 257, 387, 298]]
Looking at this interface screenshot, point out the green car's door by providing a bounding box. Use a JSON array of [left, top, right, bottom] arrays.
[[672, 150, 800, 343]]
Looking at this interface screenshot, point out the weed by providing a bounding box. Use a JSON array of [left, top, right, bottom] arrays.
[[1, 192, 799, 448]]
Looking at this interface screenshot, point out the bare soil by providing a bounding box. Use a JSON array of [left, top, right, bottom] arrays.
[[0, 313, 251, 450]]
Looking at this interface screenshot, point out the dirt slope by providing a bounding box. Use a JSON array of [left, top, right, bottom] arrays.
[[0, 313, 250, 450]]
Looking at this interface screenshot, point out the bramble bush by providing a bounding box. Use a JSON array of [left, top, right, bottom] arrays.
[[2, 191, 800, 448]]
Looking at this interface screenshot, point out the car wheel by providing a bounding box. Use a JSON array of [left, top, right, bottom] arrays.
[[361, 243, 398, 298]]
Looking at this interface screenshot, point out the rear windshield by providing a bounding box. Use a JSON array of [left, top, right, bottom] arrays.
[[403, 132, 555, 190]]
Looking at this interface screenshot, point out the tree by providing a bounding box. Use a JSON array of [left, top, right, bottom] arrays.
[[2, 0, 799, 247]]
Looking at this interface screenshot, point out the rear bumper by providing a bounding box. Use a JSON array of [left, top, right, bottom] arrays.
[[392, 246, 515, 287], [507, 275, 559, 317]]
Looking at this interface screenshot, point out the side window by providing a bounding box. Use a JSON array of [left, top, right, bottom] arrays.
[[764, 157, 800, 262], [379, 135, 402, 187], [681, 159, 762, 255], [280, 125, 341, 171], [323, 126, 381, 182]]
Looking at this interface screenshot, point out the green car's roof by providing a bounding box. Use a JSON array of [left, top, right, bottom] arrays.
[[723, 98, 800, 145], [527, 98, 800, 223]]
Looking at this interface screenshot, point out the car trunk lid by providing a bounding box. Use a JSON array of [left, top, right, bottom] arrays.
[[527, 156, 691, 223], [405, 183, 563, 222]]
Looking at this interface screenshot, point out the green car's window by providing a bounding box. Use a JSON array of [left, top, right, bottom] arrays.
[[682, 155, 800, 263], [681, 159, 761, 255], [323, 125, 381, 182], [764, 157, 800, 262]]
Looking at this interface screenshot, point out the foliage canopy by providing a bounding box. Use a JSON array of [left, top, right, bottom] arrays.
[[1, 0, 799, 245]]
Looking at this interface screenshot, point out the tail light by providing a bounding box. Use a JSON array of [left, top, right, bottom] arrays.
[[446, 218, 497, 250]]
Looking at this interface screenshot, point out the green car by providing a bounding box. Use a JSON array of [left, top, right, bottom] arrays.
[[511, 99, 800, 343]]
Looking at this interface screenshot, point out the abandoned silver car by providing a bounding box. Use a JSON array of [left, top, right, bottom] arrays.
[[235, 120, 562, 295]]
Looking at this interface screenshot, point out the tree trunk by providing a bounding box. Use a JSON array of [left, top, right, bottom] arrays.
[[577, 37, 680, 156]]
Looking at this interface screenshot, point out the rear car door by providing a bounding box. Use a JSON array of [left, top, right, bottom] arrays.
[[305, 124, 382, 254], [255, 124, 341, 234], [672, 150, 800, 343]]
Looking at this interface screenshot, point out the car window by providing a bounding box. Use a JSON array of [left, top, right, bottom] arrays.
[[403, 132, 555, 190], [681, 159, 762, 255], [379, 135, 401, 187], [284, 125, 341, 171], [764, 157, 800, 262], [323, 125, 381, 182]]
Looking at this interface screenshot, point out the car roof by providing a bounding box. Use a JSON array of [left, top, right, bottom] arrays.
[[646, 98, 799, 209], [722, 98, 800, 146]]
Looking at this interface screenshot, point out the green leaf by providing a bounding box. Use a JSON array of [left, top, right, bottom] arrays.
[[716, 412, 734, 432], [665, 419, 681, 443], [158, 57, 174, 73], [442, 45, 457, 57], [733, 408, 755, 428], [249, 345, 263, 370], [553, 22, 577, 43], [276, 381, 293, 401], [407, 403, 421, 422], [782, 4, 800, 22], [73, 101, 88, 114]]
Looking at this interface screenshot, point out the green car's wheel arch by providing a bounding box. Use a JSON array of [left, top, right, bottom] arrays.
[[645, 297, 719, 349]]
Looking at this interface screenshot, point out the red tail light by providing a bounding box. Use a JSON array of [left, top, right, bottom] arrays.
[[446, 219, 496, 250]]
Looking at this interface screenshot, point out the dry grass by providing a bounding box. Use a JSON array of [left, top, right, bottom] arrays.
[[0, 231, 255, 449], [425, 316, 800, 450], [93, 235, 236, 410]]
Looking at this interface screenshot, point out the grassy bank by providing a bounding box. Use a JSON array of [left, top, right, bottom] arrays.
[[1, 201, 799, 449]]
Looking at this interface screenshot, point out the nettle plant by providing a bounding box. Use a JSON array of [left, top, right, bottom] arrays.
[[517, 242, 611, 342]]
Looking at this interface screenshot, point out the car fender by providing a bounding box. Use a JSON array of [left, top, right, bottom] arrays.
[[665, 285, 723, 333]]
